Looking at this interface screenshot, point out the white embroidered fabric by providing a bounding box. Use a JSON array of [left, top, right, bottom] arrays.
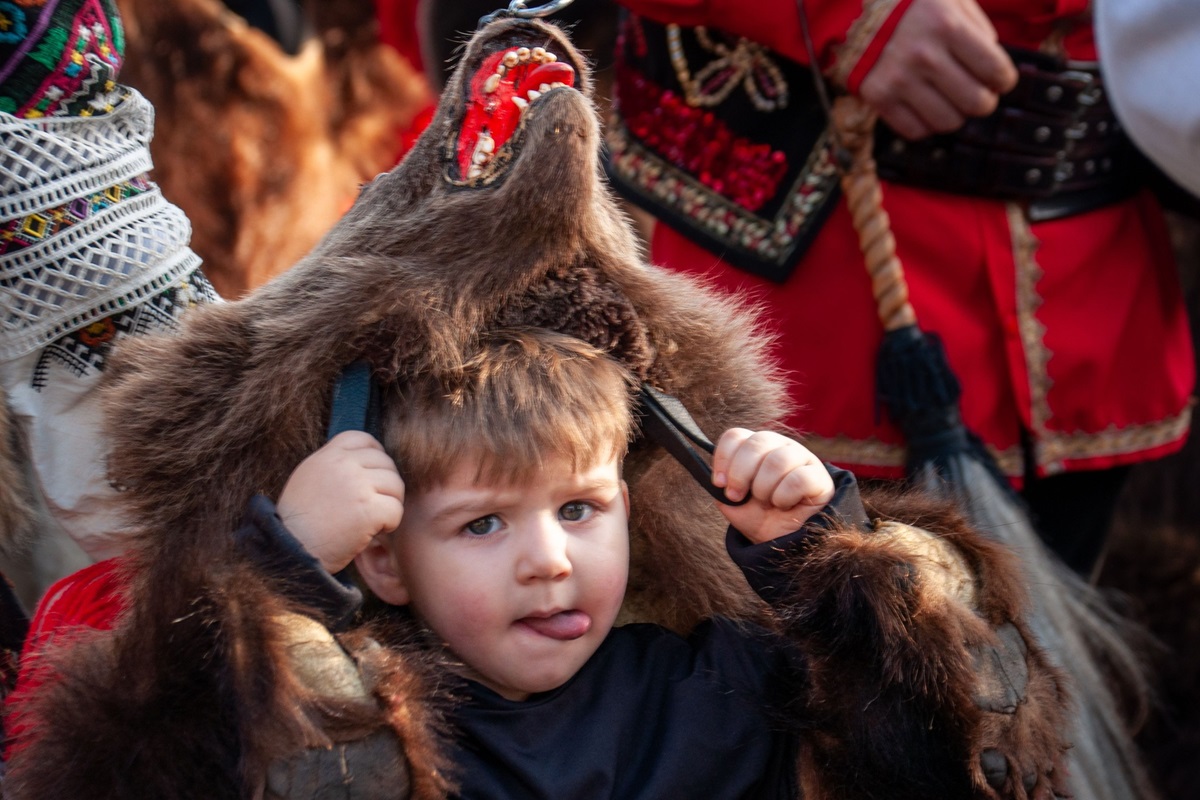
[[0, 89, 202, 361], [1, 88, 217, 569]]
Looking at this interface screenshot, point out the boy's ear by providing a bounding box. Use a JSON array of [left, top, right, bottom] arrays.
[[354, 538, 411, 606]]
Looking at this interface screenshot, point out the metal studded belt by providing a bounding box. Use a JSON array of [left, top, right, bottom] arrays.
[[873, 47, 1137, 220]]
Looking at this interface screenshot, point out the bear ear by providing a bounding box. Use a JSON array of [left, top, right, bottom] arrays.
[[354, 537, 411, 606]]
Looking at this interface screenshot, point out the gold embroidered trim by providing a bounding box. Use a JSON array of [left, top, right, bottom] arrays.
[[801, 433, 903, 468], [801, 433, 1025, 478], [830, 0, 904, 88], [804, 412, 1191, 479], [1035, 407, 1193, 475], [666, 25, 789, 111], [801, 410, 1185, 479], [1007, 203, 1052, 439], [606, 122, 840, 265]]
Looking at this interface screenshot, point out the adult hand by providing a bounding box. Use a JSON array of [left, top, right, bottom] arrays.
[[710, 429, 835, 543], [277, 431, 405, 573], [858, 0, 1017, 139]]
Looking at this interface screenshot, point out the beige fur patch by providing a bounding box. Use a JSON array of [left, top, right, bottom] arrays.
[[875, 519, 978, 608]]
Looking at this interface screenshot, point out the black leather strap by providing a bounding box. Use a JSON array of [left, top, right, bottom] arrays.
[[327, 361, 381, 442], [324, 362, 384, 584], [638, 385, 750, 507]]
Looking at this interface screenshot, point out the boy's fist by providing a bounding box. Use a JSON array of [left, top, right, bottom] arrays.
[[277, 431, 405, 572], [711, 429, 835, 543]]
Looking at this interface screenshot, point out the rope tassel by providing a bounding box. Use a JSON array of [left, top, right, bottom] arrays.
[[830, 92, 1158, 800]]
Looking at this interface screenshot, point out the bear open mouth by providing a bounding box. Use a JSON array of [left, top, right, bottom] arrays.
[[454, 36, 578, 182]]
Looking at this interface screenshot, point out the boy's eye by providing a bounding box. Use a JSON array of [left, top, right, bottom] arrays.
[[559, 501, 594, 523], [464, 515, 501, 536]]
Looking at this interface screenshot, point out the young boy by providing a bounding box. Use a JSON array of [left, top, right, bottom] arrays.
[[221, 327, 941, 797], [7, 327, 1068, 799], [3, 14, 1070, 795]]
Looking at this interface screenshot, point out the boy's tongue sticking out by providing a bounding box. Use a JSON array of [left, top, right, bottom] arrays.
[[519, 609, 592, 641]]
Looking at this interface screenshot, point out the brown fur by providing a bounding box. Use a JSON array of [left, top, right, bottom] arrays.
[[787, 489, 1072, 800], [5, 556, 452, 799], [6, 17, 1069, 799], [100, 15, 790, 632], [117, 0, 432, 298]]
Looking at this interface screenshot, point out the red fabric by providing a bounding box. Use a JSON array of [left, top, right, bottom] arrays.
[[396, 101, 436, 164], [4, 559, 128, 758], [628, 0, 1195, 480], [652, 188, 1193, 481], [620, 0, 862, 68], [621, 0, 1102, 77], [988, 0, 1097, 57], [375, 0, 437, 167], [844, 0, 916, 94], [376, 0, 426, 75]]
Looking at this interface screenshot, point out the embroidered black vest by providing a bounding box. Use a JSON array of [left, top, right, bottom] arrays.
[[604, 14, 840, 283]]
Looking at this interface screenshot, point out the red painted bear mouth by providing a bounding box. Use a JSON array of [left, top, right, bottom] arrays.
[[455, 39, 578, 181]]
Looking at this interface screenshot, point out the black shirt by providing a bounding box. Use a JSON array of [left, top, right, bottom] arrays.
[[447, 620, 800, 799]]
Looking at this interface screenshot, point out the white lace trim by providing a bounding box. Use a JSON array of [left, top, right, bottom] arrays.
[[1, 90, 155, 218], [1, 89, 203, 361], [1, 148, 155, 220]]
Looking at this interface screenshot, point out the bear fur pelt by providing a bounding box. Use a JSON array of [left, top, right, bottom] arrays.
[[5, 16, 1071, 800], [117, 0, 432, 298]]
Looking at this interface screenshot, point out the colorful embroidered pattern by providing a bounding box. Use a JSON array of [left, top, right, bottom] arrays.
[[0, 0, 124, 118], [608, 109, 838, 264], [605, 17, 842, 280], [0, 173, 149, 256], [0, 3, 31, 46], [32, 267, 218, 387], [617, 66, 787, 213], [2, 90, 203, 361]]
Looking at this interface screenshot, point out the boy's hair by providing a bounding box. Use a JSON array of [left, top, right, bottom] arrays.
[[382, 328, 637, 492]]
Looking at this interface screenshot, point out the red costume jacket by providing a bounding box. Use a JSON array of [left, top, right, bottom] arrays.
[[614, 0, 1194, 481]]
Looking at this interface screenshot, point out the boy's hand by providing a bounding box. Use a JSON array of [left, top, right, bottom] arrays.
[[277, 431, 405, 573], [710, 429, 835, 543]]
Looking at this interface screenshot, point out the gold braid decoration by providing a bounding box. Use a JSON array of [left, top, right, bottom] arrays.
[[831, 95, 917, 332]]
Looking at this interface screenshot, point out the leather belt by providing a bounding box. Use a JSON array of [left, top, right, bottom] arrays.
[[873, 47, 1137, 220]]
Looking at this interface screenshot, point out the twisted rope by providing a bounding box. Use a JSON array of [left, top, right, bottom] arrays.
[[831, 96, 916, 332]]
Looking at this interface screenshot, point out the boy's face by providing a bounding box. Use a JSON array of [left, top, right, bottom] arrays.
[[362, 451, 630, 701]]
